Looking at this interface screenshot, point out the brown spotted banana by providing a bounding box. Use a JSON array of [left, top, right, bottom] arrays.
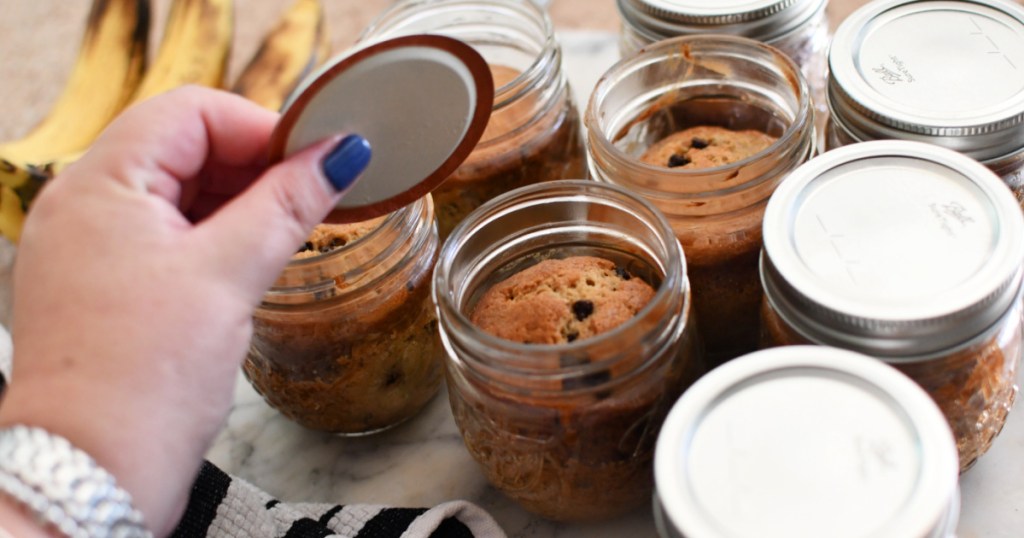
[[0, 0, 150, 242], [232, 0, 330, 112]]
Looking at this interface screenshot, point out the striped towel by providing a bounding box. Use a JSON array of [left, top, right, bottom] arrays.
[[170, 462, 507, 538]]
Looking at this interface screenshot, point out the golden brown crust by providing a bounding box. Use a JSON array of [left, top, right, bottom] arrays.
[[639, 125, 777, 170], [471, 256, 655, 344], [293, 218, 385, 260]]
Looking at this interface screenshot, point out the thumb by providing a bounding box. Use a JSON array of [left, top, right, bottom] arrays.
[[196, 134, 372, 296]]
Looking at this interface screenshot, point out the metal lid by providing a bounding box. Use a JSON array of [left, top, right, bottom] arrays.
[[270, 35, 493, 224], [618, 0, 826, 43], [828, 0, 1024, 161], [762, 140, 1024, 358], [655, 346, 960, 538]]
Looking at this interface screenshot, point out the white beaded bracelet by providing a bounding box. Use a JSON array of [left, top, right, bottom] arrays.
[[0, 425, 151, 538]]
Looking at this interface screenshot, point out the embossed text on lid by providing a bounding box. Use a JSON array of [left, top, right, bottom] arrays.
[[829, 0, 1024, 160], [655, 346, 959, 538], [761, 140, 1024, 357]]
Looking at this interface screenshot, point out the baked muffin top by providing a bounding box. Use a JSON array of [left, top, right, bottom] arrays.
[[471, 256, 656, 345], [640, 125, 777, 170]]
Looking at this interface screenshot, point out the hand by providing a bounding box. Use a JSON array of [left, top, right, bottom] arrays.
[[0, 86, 370, 535]]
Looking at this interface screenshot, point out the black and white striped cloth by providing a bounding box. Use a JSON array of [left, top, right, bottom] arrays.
[[0, 329, 504, 538], [170, 461, 507, 538]]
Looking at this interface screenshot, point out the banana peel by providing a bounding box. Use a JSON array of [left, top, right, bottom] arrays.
[[0, 0, 149, 163], [233, 0, 330, 111]]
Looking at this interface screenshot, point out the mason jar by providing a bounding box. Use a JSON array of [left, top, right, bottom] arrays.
[[586, 35, 815, 365], [434, 180, 704, 521], [243, 197, 443, 434], [616, 0, 831, 136], [826, 0, 1024, 201], [654, 346, 961, 538], [760, 140, 1024, 472], [359, 0, 587, 240]]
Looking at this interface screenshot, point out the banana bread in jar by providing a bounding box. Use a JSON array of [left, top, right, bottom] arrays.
[[586, 35, 815, 365], [617, 0, 830, 142], [826, 0, 1024, 203], [359, 0, 586, 240], [760, 141, 1024, 472], [244, 196, 443, 435], [434, 181, 704, 521]]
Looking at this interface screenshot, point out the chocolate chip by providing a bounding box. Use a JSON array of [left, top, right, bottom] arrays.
[[329, 237, 347, 249], [572, 300, 595, 321], [691, 137, 709, 149], [563, 369, 612, 391], [614, 266, 632, 281], [297, 241, 314, 253], [384, 369, 403, 387], [668, 154, 691, 168], [566, 332, 579, 343]]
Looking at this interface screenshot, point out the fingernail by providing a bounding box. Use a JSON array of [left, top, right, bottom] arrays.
[[322, 134, 371, 192]]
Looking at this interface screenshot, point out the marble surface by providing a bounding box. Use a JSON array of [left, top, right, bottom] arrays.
[[207, 31, 1024, 538]]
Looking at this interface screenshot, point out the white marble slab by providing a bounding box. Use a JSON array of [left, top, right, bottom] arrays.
[[207, 32, 1024, 537]]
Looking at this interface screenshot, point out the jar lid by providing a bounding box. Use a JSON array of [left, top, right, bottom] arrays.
[[762, 140, 1024, 358], [828, 0, 1024, 161], [655, 346, 959, 538], [618, 0, 826, 43], [270, 35, 493, 223]]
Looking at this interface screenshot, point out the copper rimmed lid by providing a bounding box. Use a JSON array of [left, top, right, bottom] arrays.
[[828, 0, 1024, 161], [270, 35, 493, 223], [618, 0, 826, 42], [761, 140, 1024, 358], [655, 346, 959, 538]]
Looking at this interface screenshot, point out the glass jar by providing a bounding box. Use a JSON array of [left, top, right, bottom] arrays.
[[243, 197, 443, 434], [586, 35, 815, 365], [616, 0, 831, 138], [359, 0, 587, 240], [826, 0, 1024, 202], [434, 180, 704, 521], [654, 346, 961, 538], [759, 140, 1024, 472]]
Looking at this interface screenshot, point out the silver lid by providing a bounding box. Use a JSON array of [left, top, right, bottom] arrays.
[[762, 140, 1024, 358], [828, 0, 1024, 161], [618, 0, 826, 43], [655, 346, 959, 538]]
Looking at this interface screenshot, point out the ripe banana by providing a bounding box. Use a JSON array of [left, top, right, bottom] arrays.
[[132, 0, 234, 103], [0, 158, 52, 243], [0, 0, 149, 243], [232, 0, 330, 111], [0, 0, 150, 163]]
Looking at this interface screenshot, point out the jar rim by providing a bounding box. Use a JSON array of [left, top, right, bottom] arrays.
[[358, 0, 559, 112], [618, 0, 827, 42], [433, 180, 689, 375], [263, 197, 432, 304], [585, 34, 814, 201]]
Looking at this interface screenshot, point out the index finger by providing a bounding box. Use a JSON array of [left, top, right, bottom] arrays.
[[75, 86, 279, 203]]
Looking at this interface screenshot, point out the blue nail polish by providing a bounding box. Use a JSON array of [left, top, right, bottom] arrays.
[[322, 134, 371, 192]]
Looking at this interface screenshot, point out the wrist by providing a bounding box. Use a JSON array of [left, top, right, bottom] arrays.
[[0, 378, 192, 536], [0, 425, 150, 537], [0, 497, 60, 537]]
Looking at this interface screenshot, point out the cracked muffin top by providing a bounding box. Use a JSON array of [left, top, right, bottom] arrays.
[[470, 256, 656, 345]]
